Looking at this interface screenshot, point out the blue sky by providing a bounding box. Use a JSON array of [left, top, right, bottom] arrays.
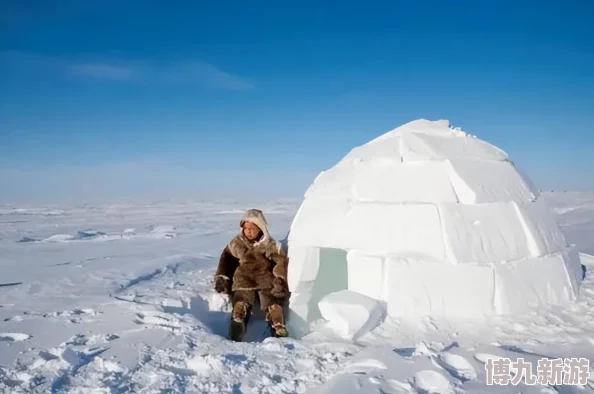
[[1, 0, 593, 203]]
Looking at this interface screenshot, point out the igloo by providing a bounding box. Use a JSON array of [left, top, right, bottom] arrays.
[[286, 119, 583, 337]]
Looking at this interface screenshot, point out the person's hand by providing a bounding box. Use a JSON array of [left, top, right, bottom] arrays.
[[270, 277, 288, 299], [215, 277, 230, 294]]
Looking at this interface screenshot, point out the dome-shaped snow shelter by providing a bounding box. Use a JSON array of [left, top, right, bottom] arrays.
[[286, 119, 583, 336]]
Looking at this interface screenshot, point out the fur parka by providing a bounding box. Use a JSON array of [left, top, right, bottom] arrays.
[[215, 209, 288, 292]]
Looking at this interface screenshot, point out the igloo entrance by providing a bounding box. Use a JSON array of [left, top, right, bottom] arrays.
[[288, 247, 387, 340], [293, 247, 348, 324]]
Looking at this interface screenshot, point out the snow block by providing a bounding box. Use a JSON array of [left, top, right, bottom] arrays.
[[385, 257, 495, 318], [494, 253, 576, 314], [515, 198, 568, 257], [405, 118, 453, 133], [304, 165, 353, 199], [347, 251, 385, 300], [287, 292, 314, 338], [61, 347, 82, 367], [288, 197, 351, 249], [448, 160, 537, 204], [439, 202, 532, 264], [352, 161, 458, 203], [346, 202, 446, 259], [563, 246, 583, 293], [340, 135, 402, 164], [401, 130, 509, 162], [287, 246, 320, 292], [318, 290, 386, 340]]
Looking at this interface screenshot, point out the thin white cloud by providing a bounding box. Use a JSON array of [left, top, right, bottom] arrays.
[[0, 51, 253, 90], [159, 61, 254, 90]]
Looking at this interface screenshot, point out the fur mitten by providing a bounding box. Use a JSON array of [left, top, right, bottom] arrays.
[[214, 276, 231, 294]]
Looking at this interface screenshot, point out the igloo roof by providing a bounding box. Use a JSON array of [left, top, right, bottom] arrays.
[[339, 118, 509, 164], [288, 119, 567, 264], [304, 118, 532, 204]]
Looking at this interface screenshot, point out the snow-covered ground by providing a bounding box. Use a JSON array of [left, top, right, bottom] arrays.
[[0, 192, 593, 393]]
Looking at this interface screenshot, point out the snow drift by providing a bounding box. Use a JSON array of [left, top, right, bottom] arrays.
[[286, 119, 583, 337]]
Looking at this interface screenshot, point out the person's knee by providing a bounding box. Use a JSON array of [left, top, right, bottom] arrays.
[[232, 290, 256, 306], [259, 291, 283, 311], [267, 303, 283, 313], [232, 300, 250, 322]]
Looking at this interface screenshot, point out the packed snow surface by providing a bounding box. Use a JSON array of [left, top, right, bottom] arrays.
[[287, 119, 582, 334], [0, 192, 593, 393]]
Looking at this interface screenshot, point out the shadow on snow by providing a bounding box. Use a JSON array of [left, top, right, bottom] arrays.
[[163, 296, 271, 343]]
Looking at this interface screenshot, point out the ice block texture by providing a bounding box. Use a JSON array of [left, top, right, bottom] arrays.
[[286, 119, 583, 334], [318, 290, 386, 340]]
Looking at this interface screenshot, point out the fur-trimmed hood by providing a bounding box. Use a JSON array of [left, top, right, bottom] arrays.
[[239, 209, 271, 241]]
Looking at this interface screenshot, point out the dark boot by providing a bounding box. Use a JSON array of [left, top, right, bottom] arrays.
[[229, 300, 251, 342]]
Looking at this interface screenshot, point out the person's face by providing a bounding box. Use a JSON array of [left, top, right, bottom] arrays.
[[243, 222, 261, 241]]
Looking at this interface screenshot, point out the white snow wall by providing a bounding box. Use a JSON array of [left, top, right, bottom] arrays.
[[286, 119, 583, 336]]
